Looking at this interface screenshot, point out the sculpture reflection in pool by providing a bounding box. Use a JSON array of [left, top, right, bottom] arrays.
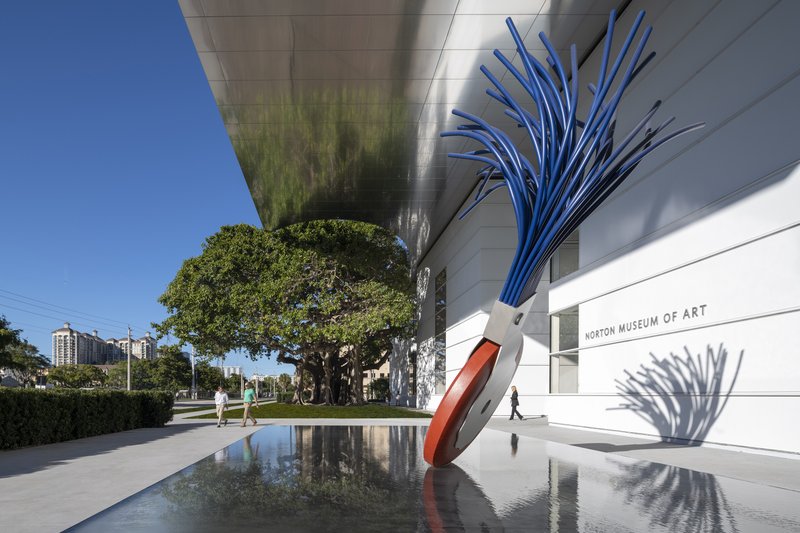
[[70, 426, 799, 533]]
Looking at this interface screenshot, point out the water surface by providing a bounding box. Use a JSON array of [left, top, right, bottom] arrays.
[[70, 425, 800, 532]]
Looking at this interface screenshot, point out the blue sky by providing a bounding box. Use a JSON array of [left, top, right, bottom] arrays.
[[0, 2, 286, 377]]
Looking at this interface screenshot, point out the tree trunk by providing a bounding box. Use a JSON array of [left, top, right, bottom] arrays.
[[276, 352, 303, 403], [306, 354, 323, 403], [349, 346, 366, 405], [332, 351, 346, 405], [320, 350, 334, 405], [292, 360, 305, 404]]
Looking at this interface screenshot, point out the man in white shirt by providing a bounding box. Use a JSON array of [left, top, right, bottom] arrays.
[[214, 386, 229, 428]]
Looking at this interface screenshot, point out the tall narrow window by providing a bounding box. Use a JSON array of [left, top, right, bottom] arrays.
[[408, 349, 417, 396], [550, 229, 579, 283], [549, 306, 579, 393], [434, 268, 447, 394]]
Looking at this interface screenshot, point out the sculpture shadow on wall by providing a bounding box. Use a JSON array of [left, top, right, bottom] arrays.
[[608, 343, 744, 450]]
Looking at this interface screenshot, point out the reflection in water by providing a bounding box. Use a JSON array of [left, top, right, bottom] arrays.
[[241, 433, 259, 463], [613, 344, 744, 444], [216, 10, 439, 262], [229, 89, 414, 232], [72, 426, 800, 533], [423, 466, 503, 532], [614, 460, 739, 533], [159, 426, 421, 532], [423, 458, 579, 532]]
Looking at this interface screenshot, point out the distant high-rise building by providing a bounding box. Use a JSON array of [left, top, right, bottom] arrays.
[[132, 332, 157, 360], [52, 323, 157, 366], [222, 366, 243, 379]]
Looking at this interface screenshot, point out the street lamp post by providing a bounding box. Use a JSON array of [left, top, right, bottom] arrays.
[[127, 326, 132, 391], [191, 346, 196, 400]]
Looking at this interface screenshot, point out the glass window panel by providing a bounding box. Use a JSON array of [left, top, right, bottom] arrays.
[[549, 306, 579, 393], [550, 229, 579, 283], [433, 268, 447, 394], [435, 269, 446, 290], [559, 313, 579, 351], [407, 348, 417, 396], [435, 371, 446, 394], [435, 311, 446, 333], [558, 352, 579, 393], [435, 347, 446, 373]]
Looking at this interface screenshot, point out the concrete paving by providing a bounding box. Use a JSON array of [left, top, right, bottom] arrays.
[[0, 418, 261, 531], [487, 417, 800, 492], [0, 406, 430, 532], [1, 407, 798, 532]]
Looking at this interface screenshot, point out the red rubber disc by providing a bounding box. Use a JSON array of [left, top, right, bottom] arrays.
[[423, 338, 500, 467]]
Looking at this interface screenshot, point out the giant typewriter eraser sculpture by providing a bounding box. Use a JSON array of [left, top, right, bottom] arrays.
[[424, 9, 704, 467]]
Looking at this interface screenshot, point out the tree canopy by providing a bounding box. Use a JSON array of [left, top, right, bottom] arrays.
[[0, 315, 22, 370], [6, 340, 49, 387], [152, 345, 192, 392], [157, 220, 415, 405], [0, 318, 49, 387], [106, 345, 193, 392], [49, 364, 106, 388]]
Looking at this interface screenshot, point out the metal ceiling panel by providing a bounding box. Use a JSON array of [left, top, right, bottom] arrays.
[[525, 14, 610, 50], [539, 0, 622, 15], [455, 0, 547, 16], [202, 15, 454, 51], [433, 49, 517, 80], [179, 0, 623, 264], [194, 0, 461, 17], [442, 15, 536, 50], [205, 50, 442, 81]]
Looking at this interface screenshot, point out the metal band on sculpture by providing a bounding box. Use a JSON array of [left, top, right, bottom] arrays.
[[423, 9, 704, 467]]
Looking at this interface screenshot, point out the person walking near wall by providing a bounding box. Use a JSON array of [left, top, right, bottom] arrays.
[[241, 382, 259, 427], [509, 385, 523, 420], [214, 385, 229, 428]]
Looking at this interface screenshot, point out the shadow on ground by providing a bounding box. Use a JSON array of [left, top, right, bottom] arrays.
[[0, 424, 199, 478], [574, 440, 695, 453]]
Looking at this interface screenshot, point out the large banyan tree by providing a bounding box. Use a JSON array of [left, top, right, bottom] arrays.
[[156, 221, 415, 405]]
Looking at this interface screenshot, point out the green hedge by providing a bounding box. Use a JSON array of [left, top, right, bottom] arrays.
[[0, 389, 174, 450]]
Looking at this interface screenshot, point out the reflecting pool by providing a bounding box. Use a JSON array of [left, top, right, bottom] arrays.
[[70, 426, 800, 532]]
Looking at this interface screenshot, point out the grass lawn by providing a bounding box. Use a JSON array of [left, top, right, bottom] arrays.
[[189, 402, 432, 419], [173, 403, 242, 414]]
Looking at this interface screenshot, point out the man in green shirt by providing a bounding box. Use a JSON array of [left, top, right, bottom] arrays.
[[241, 382, 259, 427]]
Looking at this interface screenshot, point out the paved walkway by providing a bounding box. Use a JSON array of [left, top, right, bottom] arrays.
[[0, 405, 429, 532], [1, 408, 798, 531], [0, 419, 259, 531], [487, 417, 800, 492]]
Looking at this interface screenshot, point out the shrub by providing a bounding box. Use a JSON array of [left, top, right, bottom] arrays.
[[0, 388, 174, 449], [276, 391, 294, 404], [275, 390, 312, 403]]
